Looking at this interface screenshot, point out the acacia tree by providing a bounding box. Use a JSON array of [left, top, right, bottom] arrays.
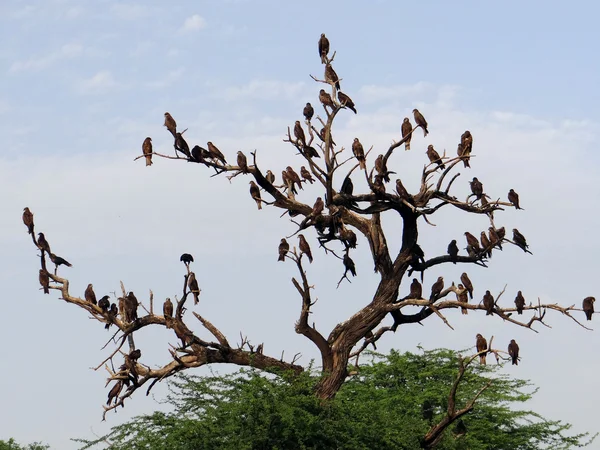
[[25, 35, 594, 445]]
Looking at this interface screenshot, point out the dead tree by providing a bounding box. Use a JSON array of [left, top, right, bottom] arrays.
[[26, 35, 594, 441]]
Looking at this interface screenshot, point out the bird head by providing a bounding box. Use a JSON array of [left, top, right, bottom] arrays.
[[403, 117, 409, 123], [306, 102, 311, 106], [413, 109, 419, 114], [164, 112, 170, 117], [321, 33, 326, 38], [458, 284, 464, 289]]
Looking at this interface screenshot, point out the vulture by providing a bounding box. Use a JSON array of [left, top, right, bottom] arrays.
[[124, 292, 139, 322], [374, 154, 390, 183], [249, 181, 262, 210], [37, 232, 51, 254], [278, 238, 289, 262], [508, 339, 520, 365], [237, 151, 248, 173], [343, 253, 357, 277], [175, 132, 191, 158], [207, 142, 227, 165], [164, 112, 176, 137], [514, 291, 525, 315], [303, 102, 314, 121], [426, 145, 445, 170], [163, 298, 173, 328], [325, 63, 340, 90], [142, 137, 153, 166], [483, 290, 495, 315], [395, 179, 409, 200], [85, 283, 97, 305], [319, 89, 334, 109], [188, 272, 200, 305], [294, 121, 306, 147], [180, 253, 194, 266], [23, 207, 34, 234], [470, 177, 484, 199], [461, 273, 474, 299], [300, 166, 314, 184], [413, 109, 429, 136], [508, 189, 521, 209], [98, 295, 110, 312], [39, 269, 50, 294], [318, 33, 329, 64], [457, 284, 469, 315], [475, 334, 487, 365], [583, 296, 595, 321], [459, 130, 472, 168], [265, 170, 276, 184], [352, 138, 366, 170], [430, 277, 444, 300], [464, 232, 481, 254], [447, 240, 459, 263], [298, 234, 313, 263], [312, 197, 324, 216], [337, 91, 357, 114], [512, 229, 532, 254], [409, 278, 422, 299], [50, 252, 72, 273], [401, 118, 412, 151]]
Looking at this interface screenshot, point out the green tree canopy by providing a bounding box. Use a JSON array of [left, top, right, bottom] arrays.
[[0, 439, 49, 450], [76, 348, 595, 450]]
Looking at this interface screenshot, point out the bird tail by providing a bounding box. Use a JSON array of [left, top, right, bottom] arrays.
[[461, 307, 468, 315], [278, 255, 285, 262], [350, 106, 357, 114], [463, 159, 470, 168], [145, 156, 152, 166], [335, 81, 340, 90], [308, 253, 314, 264], [405, 142, 410, 151], [360, 160, 366, 170], [256, 199, 262, 210], [423, 129, 428, 137]]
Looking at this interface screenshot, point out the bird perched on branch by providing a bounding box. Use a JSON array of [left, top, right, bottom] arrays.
[[447, 240, 459, 263], [278, 238, 289, 262], [583, 296, 595, 321], [426, 145, 445, 170], [249, 181, 262, 210], [457, 284, 469, 315], [37, 232, 51, 254], [125, 292, 139, 322], [480, 231, 492, 258], [98, 295, 110, 312], [514, 291, 525, 315], [237, 151, 248, 173], [294, 120, 306, 147], [352, 138, 366, 169], [190, 145, 209, 164], [142, 137, 153, 166], [312, 196, 324, 216], [413, 109, 429, 136], [341, 176, 354, 196], [508, 339, 520, 365], [85, 284, 97, 305], [303, 102, 314, 121], [508, 189, 521, 209], [401, 118, 412, 151], [430, 277, 444, 300], [188, 272, 200, 305], [470, 177, 484, 200], [337, 91, 357, 114], [319, 89, 335, 110], [374, 154, 391, 183], [488, 227, 502, 250], [461, 273, 474, 299], [464, 232, 481, 254], [164, 112, 177, 137], [286, 166, 303, 191], [180, 253, 194, 268], [265, 170, 275, 184], [512, 229, 532, 254], [300, 166, 314, 184], [476, 334, 487, 365], [39, 269, 50, 294], [23, 207, 34, 234], [395, 179, 410, 201], [343, 253, 357, 277], [304, 146, 320, 158], [163, 298, 173, 328], [339, 227, 357, 249], [105, 303, 118, 329], [410, 278, 422, 299], [318, 33, 329, 64], [49, 252, 72, 273], [459, 130, 472, 168], [107, 380, 124, 406], [483, 290, 495, 315], [298, 234, 313, 263], [325, 63, 340, 90], [207, 142, 227, 165]]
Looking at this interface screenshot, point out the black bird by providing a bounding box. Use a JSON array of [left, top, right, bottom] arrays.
[[343, 253, 357, 277], [174, 132, 191, 158], [447, 240, 459, 263], [98, 295, 110, 312], [49, 252, 72, 273], [180, 253, 194, 267]]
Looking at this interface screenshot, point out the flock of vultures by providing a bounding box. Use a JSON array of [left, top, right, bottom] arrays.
[[22, 33, 596, 407]]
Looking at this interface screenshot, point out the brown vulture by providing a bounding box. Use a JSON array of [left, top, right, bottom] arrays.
[[508, 189, 521, 209], [461, 273, 474, 299], [512, 229, 532, 254], [508, 339, 520, 365], [483, 290, 495, 315], [460, 130, 472, 168], [447, 240, 459, 263], [39, 269, 50, 294], [340, 227, 357, 249], [337, 91, 357, 114], [124, 291, 139, 322], [325, 63, 340, 90], [470, 177, 484, 199], [286, 166, 303, 191], [105, 303, 118, 329], [475, 334, 488, 365], [298, 234, 313, 263], [188, 272, 200, 305], [312, 197, 324, 216], [401, 117, 412, 151], [23, 207, 34, 234], [85, 283, 97, 305], [294, 120, 306, 146], [303, 102, 314, 121], [341, 176, 354, 195], [395, 179, 409, 200], [265, 170, 275, 184], [413, 109, 429, 136], [426, 145, 445, 170], [142, 137, 153, 166], [98, 295, 110, 312], [319, 89, 334, 109], [163, 298, 173, 328], [207, 141, 227, 165], [237, 151, 248, 173], [374, 154, 390, 183], [318, 33, 329, 64], [300, 166, 314, 184], [464, 232, 481, 254], [249, 181, 262, 210], [343, 253, 357, 277], [583, 296, 595, 321], [488, 227, 502, 250], [164, 112, 176, 137], [514, 291, 525, 315], [410, 278, 422, 299], [106, 380, 124, 406], [352, 138, 366, 169], [480, 231, 492, 258], [430, 276, 444, 300], [278, 238, 289, 262], [457, 284, 469, 315], [37, 232, 51, 254]]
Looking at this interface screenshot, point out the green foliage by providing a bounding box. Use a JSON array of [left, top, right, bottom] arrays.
[[75, 349, 595, 450], [0, 439, 49, 450]]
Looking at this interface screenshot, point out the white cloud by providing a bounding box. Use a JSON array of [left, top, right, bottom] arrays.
[[9, 43, 83, 73], [358, 82, 432, 103], [77, 71, 120, 94], [223, 79, 307, 101], [181, 14, 207, 32], [144, 68, 185, 89], [110, 3, 149, 20]]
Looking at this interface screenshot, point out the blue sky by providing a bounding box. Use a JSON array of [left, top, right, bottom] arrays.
[[1, 1, 599, 448]]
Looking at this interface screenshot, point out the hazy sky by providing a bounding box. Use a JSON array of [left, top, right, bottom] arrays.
[[1, 1, 599, 448]]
